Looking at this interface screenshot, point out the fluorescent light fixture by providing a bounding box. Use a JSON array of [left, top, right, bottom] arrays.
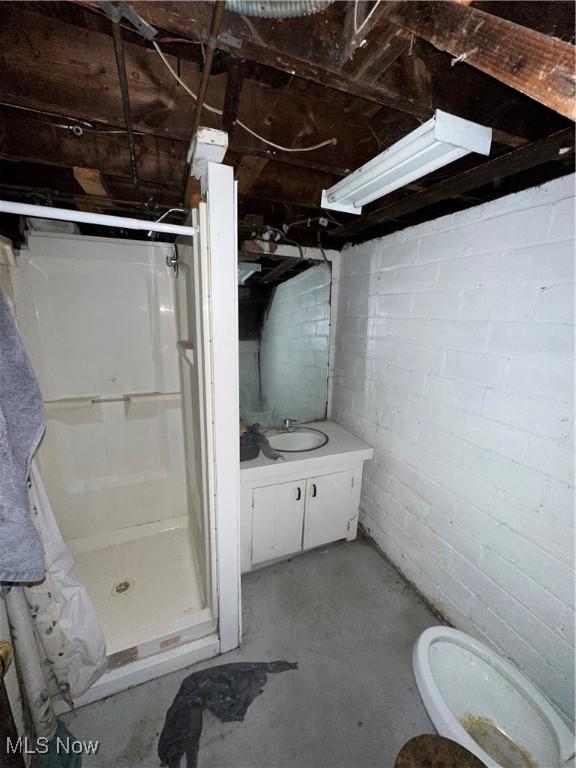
[[238, 261, 262, 284], [321, 110, 492, 215]]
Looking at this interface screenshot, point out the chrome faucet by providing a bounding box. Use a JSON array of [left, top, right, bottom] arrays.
[[282, 418, 296, 431]]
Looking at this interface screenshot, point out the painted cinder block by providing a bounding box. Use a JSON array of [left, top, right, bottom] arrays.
[[460, 284, 538, 321], [499, 240, 574, 287], [443, 349, 506, 388], [411, 290, 462, 319], [483, 388, 573, 440], [504, 355, 573, 404], [533, 283, 575, 323], [436, 251, 503, 290], [423, 375, 486, 415], [332, 174, 575, 718], [488, 322, 573, 357]]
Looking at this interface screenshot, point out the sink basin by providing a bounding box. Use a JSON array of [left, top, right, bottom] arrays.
[[265, 427, 329, 452]]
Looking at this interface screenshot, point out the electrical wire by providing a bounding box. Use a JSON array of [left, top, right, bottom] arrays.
[[153, 40, 225, 115], [263, 226, 305, 260], [284, 214, 341, 233], [0, 101, 95, 127], [152, 41, 337, 153], [353, 0, 383, 35], [0, 102, 190, 144]]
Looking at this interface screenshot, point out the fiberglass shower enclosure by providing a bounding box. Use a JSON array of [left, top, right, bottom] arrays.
[[10, 164, 241, 705]]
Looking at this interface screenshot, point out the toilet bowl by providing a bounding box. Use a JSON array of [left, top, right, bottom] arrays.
[[413, 627, 575, 768]]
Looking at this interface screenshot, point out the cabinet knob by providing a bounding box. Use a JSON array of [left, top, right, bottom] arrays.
[[311, 483, 317, 498], [296, 487, 302, 501]]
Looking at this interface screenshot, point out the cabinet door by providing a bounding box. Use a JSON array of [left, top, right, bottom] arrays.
[[303, 471, 354, 549], [251, 481, 305, 566]]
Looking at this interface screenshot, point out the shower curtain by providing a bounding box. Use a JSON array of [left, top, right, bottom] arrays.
[[1, 277, 106, 740], [3, 461, 107, 739]]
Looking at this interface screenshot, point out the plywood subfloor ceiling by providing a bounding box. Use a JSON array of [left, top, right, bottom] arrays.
[[0, 1, 574, 246]]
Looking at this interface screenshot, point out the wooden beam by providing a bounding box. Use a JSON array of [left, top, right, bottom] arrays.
[[236, 160, 336, 210], [332, 129, 575, 237], [0, 10, 419, 176], [0, 176, 181, 212], [73, 167, 108, 197], [211, 37, 428, 119], [0, 113, 186, 185], [0, 9, 208, 139], [339, 3, 413, 82], [389, 1, 576, 120], [235, 156, 268, 195], [222, 59, 244, 140], [347, 26, 413, 82], [125, 2, 430, 120], [228, 145, 351, 177], [73, 166, 108, 211], [259, 258, 299, 283]]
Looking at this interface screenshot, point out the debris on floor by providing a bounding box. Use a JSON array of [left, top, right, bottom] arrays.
[[158, 660, 298, 768], [31, 721, 83, 768], [394, 734, 487, 768]]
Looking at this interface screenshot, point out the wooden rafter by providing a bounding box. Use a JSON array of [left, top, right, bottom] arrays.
[[389, 1, 576, 120], [339, 2, 414, 82], [333, 129, 575, 238]]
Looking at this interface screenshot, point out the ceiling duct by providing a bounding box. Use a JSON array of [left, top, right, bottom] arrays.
[[224, 1, 333, 18]]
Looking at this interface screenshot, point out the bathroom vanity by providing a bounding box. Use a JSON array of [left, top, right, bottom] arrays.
[[240, 421, 373, 573]]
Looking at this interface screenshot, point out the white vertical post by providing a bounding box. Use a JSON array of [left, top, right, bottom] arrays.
[[206, 161, 241, 653]]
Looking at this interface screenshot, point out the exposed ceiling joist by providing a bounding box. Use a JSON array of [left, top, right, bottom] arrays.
[[235, 156, 268, 194], [222, 58, 245, 140], [0, 113, 186, 186], [333, 128, 575, 237], [121, 1, 431, 120], [339, 2, 414, 82], [0, 1, 573, 245], [389, 0, 576, 120], [259, 257, 300, 283]]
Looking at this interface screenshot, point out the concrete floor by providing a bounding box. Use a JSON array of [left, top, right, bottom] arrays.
[[63, 538, 438, 767]]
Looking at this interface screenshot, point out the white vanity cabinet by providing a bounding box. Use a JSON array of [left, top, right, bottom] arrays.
[[240, 421, 373, 573], [251, 480, 306, 565], [303, 470, 354, 549]]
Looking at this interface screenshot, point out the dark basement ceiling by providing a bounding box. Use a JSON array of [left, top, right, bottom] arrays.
[[0, 0, 574, 251]]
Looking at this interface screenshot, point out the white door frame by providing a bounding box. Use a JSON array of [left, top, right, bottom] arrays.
[[205, 162, 242, 652]]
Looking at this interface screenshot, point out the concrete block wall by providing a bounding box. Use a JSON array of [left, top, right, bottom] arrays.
[[239, 340, 260, 408], [260, 263, 331, 424], [331, 174, 575, 717]]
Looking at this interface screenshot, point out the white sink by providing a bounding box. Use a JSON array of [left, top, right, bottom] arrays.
[[266, 427, 329, 452]]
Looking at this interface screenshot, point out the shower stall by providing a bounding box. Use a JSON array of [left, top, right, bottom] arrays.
[[8, 163, 241, 706]]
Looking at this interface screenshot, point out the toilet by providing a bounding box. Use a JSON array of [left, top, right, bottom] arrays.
[[413, 627, 575, 768]]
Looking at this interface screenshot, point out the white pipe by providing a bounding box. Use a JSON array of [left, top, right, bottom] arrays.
[[0, 201, 195, 237]]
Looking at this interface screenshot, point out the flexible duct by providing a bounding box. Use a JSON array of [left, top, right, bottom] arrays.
[[224, 1, 333, 18]]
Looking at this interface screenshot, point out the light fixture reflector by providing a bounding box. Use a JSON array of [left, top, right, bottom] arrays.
[[321, 110, 492, 215]]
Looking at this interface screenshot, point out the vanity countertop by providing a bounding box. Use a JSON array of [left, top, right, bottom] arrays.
[[240, 420, 374, 482]]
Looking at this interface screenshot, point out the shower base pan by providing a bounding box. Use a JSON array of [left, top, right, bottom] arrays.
[[57, 516, 218, 710]]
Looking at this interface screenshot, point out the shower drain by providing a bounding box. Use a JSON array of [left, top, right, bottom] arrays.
[[111, 578, 134, 596]]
